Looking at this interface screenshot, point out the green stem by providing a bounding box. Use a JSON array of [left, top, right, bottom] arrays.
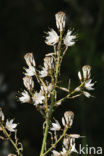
[[56, 81, 85, 105], [43, 126, 69, 155], [0, 122, 22, 156], [66, 146, 72, 156], [40, 31, 63, 156], [40, 90, 55, 156], [55, 31, 63, 85]]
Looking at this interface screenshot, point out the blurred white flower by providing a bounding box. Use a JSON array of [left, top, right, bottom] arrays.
[[60, 148, 67, 155], [0, 109, 4, 121], [39, 67, 48, 78], [83, 91, 92, 98], [70, 142, 78, 154], [19, 90, 30, 103], [55, 11, 66, 31], [32, 92, 45, 105], [50, 120, 61, 131], [64, 30, 76, 47], [6, 119, 17, 132], [52, 150, 60, 156], [82, 65, 91, 80], [24, 53, 36, 67], [84, 79, 94, 90], [23, 76, 34, 91], [24, 66, 36, 76], [45, 29, 59, 46]]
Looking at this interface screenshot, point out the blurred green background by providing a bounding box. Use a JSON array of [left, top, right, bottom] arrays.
[[0, 0, 104, 155]]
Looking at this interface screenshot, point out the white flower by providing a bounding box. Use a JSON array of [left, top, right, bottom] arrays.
[[83, 91, 92, 98], [23, 76, 34, 91], [24, 66, 36, 76], [0, 109, 4, 121], [24, 53, 36, 67], [70, 142, 78, 154], [6, 119, 17, 132], [52, 150, 60, 156], [60, 148, 67, 155], [85, 79, 94, 90], [82, 65, 91, 80], [50, 120, 61, 131], [32, 92, 45, 105], [39, 67, 48, 78], [45, 29, 59, 46], [69, 135, 81, 154], [55, 11, 66, 31], [64, 30, 76, 47], [19, 90, 30, 103]]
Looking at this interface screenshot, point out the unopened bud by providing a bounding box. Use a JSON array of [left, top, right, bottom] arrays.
[[55, 11, 66, 31], [24, 53, 36, 67], [82, 65, 91, 80], [64, 111, 74, 127]]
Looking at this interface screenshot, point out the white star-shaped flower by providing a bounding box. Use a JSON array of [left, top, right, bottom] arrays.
[[85, 79, 95, 90], [19, 90, 30, 103], [50, 120, 61, 131], [24, 66, 36, 76], [39, 67, 48, 78], [64, 30, 76, 47], [45, 29, 59, 46], [52, 150, 60, 156], [6, 119, 17, 132], [32, 92, 45, 105]]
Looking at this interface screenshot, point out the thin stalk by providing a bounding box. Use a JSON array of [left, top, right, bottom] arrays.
[[0, 122, 22, 156], [55, 81, 85, 105], [40, 31, 63, 156], [66, 146, 72, 156], [40, 90, 55, 156], [43, 126, 69, 155], [55, 31, 63, 85]]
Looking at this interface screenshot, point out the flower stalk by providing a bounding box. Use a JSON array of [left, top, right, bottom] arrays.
[[0, 122, 22, 156]]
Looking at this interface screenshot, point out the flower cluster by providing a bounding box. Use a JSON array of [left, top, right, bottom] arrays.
[[77, 65, 95, 98], [17, 11, 95, 156], [50, 111, 84, 155]]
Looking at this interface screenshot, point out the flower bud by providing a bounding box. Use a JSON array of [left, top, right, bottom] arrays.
[[24, 53, 36, 67], [78, 71, 82, 81], [82, 65, 91, 80], [64, 111, 74, 127], [23, 76, 34, 91], [55, 11, 66, 31]]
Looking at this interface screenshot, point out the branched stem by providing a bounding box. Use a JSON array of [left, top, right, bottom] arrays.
[[55, 81, 85, 105], [40, 31, 63, 156], [0, 122, 22, 156], [43, 126, 69, 155]]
